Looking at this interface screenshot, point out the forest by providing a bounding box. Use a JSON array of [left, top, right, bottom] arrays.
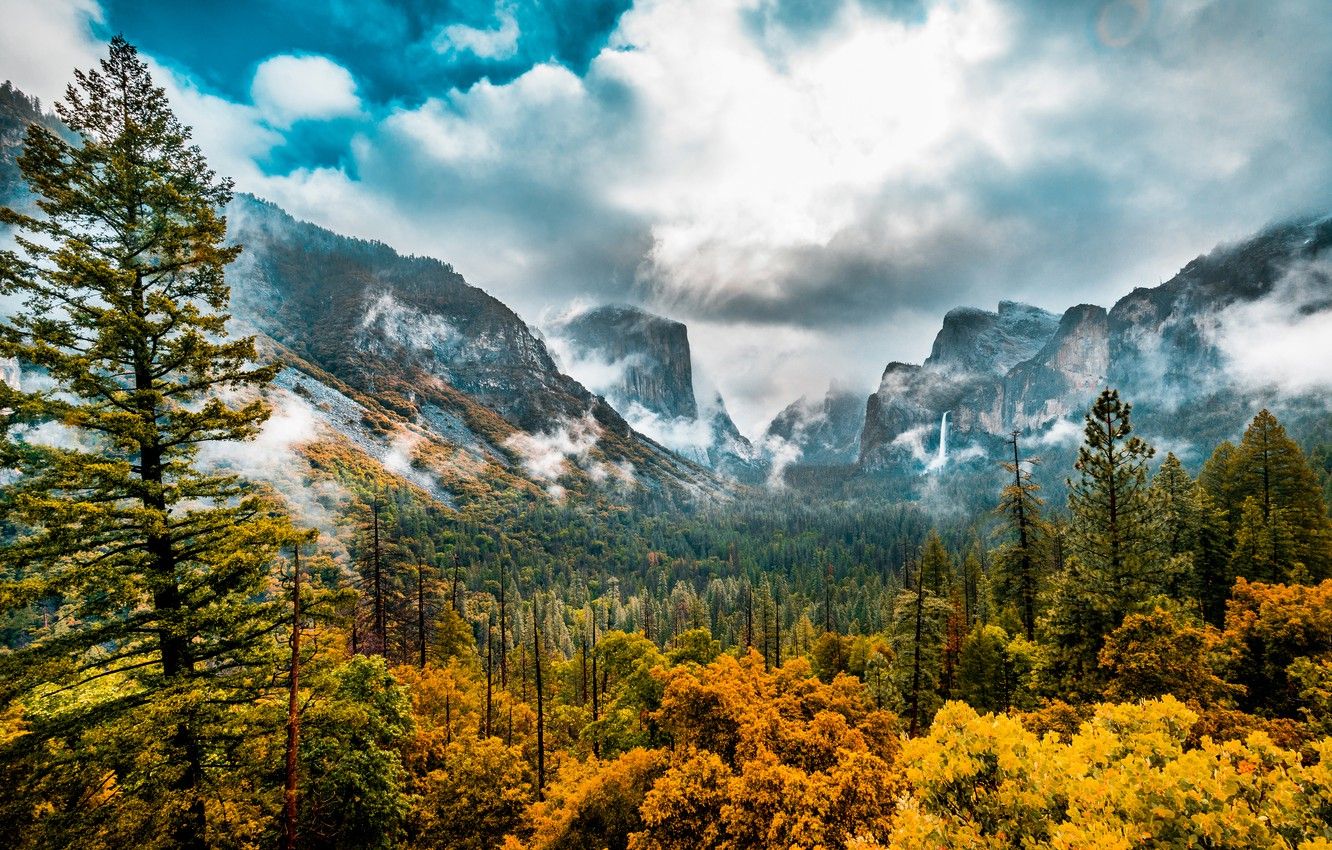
[[2, 37, 1332, 850]]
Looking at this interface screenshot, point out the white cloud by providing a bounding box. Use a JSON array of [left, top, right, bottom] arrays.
[[14, 0, 1329, 436], [0, 0, 101, 104], [504, 413, 601, 481], [359, 292, 460, 354], [1037, 417, 1083, 447], [1212, 257, 1332, 395], [250, 54, 361, 127], [433, 5, 520, 60], [757, 433, 802, 488], [147, 58, 282, 187]]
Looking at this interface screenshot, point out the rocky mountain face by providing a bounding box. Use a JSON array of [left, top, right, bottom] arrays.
[[859, 216, 1332, 473], [545, 304, 764, 481], [552, 305, 698, 421], [860, 301, 1061, 467], [765, 385, 866, 466], [223, 196, 725, 501], [0, 81, 728, 509]]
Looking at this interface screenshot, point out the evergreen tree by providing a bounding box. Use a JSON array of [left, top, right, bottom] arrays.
[[0, 38, 296, 847], [889, 555, 949, 735], [993, 432, 1047, 640], [1149, 452, 1199, 600], [1192, 488, 1232, 626], [917, 530, 952, 595], [1064, 389, 1166, 621], [1227, 497, 1297, 584], [1229, 409, 1330, 579], [1151, 453, 1198, 559], [1197, 440, 1240, 523], [1041, 390, 1165, 699]]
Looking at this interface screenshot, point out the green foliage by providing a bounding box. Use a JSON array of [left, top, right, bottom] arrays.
[[992, 437, 1047, 640], [1232, 410, 1331, 578], [0, 38, 299, 848], [1065, 388, 1167, 617], [1098, 607, 1232, 704], [666, 628, 722, 667], [300, 655, 413, 849], [888, 588, 951, 731], [1200, 410, 1332, 584], [956, 625, 1037, 713], [1042, 389, 1171, 698]]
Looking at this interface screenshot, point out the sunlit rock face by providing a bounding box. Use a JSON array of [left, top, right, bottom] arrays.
[[1003, 304, 1110, 431]]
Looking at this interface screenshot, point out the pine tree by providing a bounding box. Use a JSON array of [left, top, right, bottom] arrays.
[[1229, 409, 1330, 579], [1228, 496, 1297, 584], [1065, 389, 1165, 621], [0, 38, 296, 847], [891, 549, 949, 735], [1197, 440, 1241, 524], [1152, 453, 1198, 558], [1192, 488, 1232, 626], [1041, 390, 1163, 698], [1149, 452, 1199, 600], [918, 530, 952, 596], [993, 432, 1047, 640]]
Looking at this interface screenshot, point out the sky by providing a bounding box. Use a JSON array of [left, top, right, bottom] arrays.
[[2, 0, 1331, 436]]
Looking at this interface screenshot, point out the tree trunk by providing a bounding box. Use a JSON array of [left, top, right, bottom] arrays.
[[590, 608, 600, 758], [283, 546, 302, 850], [418, 564, 428, 668], [910, 557, 925, 737], [533, 600, 545, 801]]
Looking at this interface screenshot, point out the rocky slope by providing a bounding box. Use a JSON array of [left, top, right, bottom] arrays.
[[859, 216, 1332, 474], [545, 304, 763, 481], [223, 196, 726, 502]]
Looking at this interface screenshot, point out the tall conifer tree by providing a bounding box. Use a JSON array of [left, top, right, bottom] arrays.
[[993, 432, 1046, 640], [1065, 389, 1164, 621], [1041, 390, 1164, 698], [1231, 409, 1330, 579], [0, 37, 297, 847]]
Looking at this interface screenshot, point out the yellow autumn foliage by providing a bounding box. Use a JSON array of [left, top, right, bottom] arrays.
[[890, 697, 1332, 849]]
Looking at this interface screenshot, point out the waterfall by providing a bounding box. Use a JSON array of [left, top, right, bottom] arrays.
[[935, 411, 949, 468]]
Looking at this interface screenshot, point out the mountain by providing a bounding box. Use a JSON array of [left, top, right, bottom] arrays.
[[0, 81, 67, 213], [860, 301, 1061, 468], [549, 305, 697, 421], [222, 196, 727, 502], [545, 303, 764, 481], [859, 216, 1332, 477], [765, 384, 866, 466], [0, 85, 730, 512]]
